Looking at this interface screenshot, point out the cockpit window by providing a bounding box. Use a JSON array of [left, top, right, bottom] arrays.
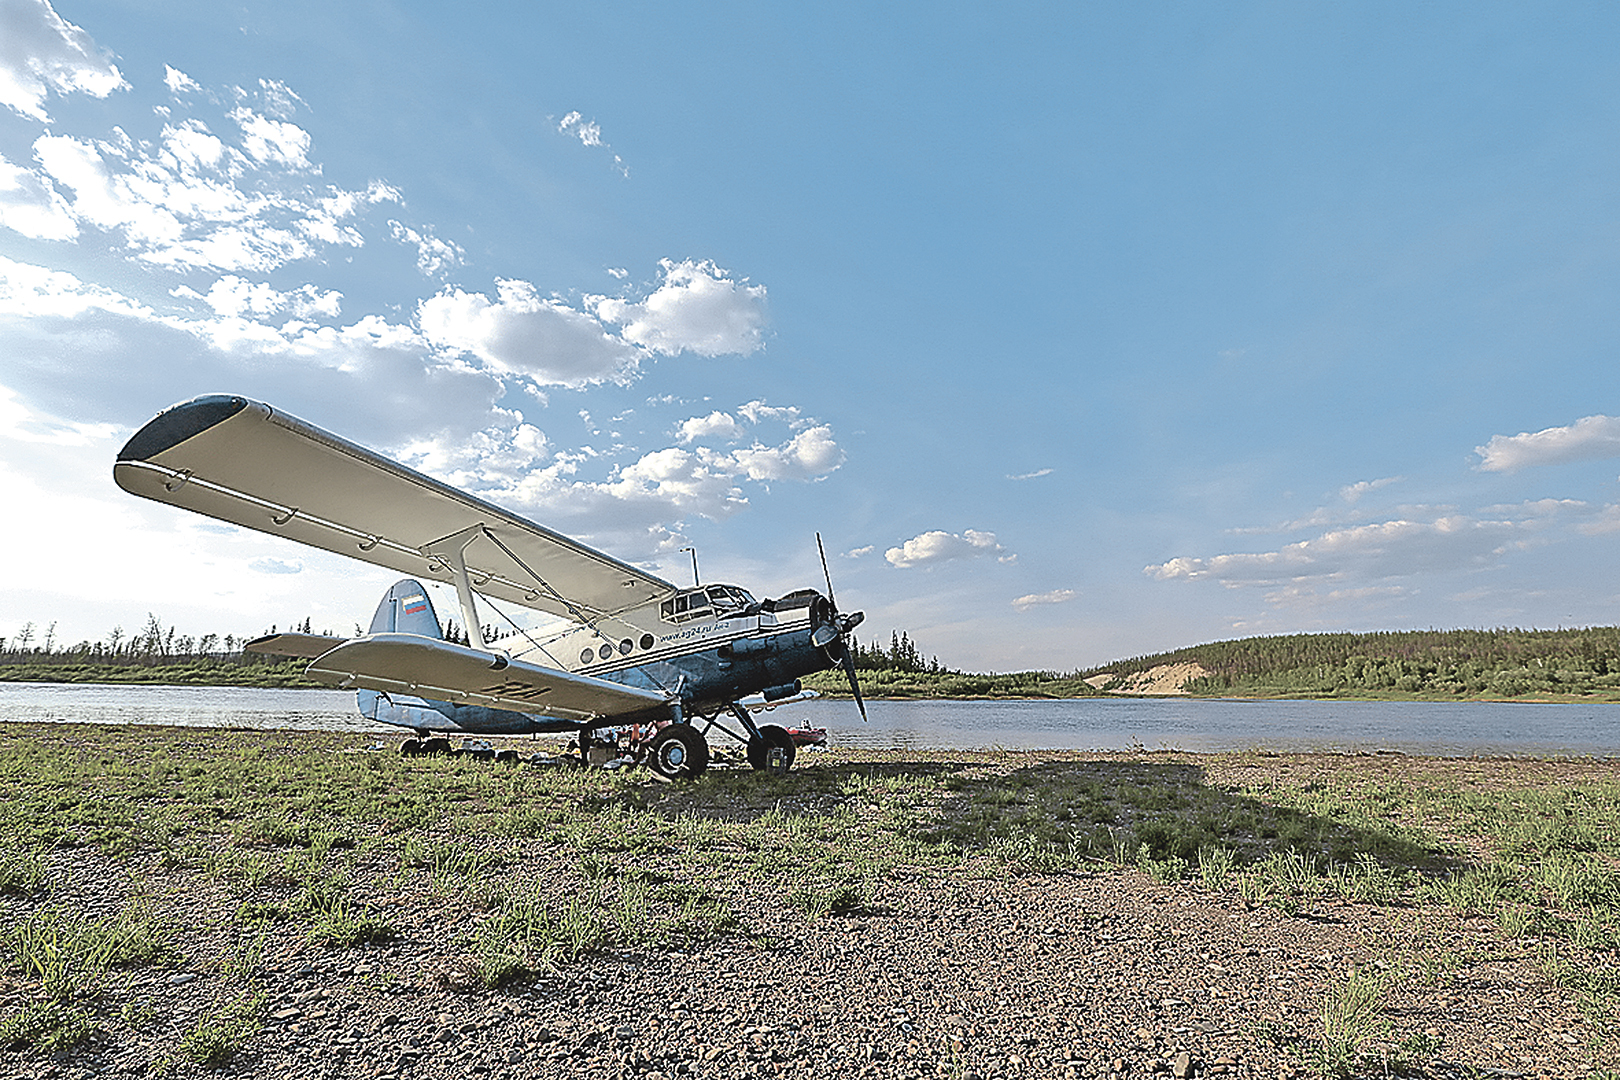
[[660, 585, 754, 622]]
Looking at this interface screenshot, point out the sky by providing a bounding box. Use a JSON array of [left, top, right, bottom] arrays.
[[3, 0, 1620, 672]]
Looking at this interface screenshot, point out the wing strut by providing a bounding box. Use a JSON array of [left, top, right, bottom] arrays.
[[419, 522, 621, 651], [481, 527, 603, 633], [420, 525, 492, 655]]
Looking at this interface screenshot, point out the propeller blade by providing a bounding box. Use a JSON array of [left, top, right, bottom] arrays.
[[841, 647, 867, 721], [814, 533, 864, 720], [816, 532, 836, 608]]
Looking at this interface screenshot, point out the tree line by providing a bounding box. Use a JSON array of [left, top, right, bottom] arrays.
[[849, 630, 949, 674], [0, 614, 343, 667]]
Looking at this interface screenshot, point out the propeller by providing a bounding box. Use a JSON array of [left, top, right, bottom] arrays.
[[814, 533, 867, 721]]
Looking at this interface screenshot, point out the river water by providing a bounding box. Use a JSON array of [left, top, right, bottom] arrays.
[[2, 681, 1617, 756]]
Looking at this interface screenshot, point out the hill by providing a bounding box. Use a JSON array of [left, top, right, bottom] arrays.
[[1081, 626, 1620, 701]]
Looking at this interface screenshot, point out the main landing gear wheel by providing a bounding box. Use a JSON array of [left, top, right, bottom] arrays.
[[746, 724, 796, 772], [400, 738, 423, 756], [647, 725, 709, 780]]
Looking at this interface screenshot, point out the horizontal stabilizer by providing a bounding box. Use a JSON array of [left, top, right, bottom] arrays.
[[245, 632, 350, 659], [304, 633, 670, 720]]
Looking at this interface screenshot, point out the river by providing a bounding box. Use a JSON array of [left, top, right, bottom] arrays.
[[2, 682, 1617, 756]]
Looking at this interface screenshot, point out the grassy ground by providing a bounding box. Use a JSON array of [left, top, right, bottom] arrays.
[[0, 724, 1616, 1076]]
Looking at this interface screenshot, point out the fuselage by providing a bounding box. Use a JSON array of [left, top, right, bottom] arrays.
[[360, 582, 835, 736]]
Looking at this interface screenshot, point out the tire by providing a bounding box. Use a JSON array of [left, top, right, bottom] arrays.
[[400, 739, 423, 756], [646, 725, 709, 780], [422, 737, 452, 755], [746, 724, 796, 772]]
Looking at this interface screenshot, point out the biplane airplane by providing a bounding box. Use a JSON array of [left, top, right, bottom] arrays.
[[113, 394, 866, 779]]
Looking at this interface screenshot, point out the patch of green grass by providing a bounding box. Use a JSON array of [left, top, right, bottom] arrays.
[[5, 897, 172, 1000], [172, 991, 266, 1068], [469, 881, 615, 986], [295, 878, 395, 947], [786, 878, 869, 919], [1316, 966, 1389, 1077], [0, 998, 94, 1054], [0, 845, 51, 896]]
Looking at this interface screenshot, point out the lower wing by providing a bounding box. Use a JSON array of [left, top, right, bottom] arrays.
[[303, 633, 670, 721]]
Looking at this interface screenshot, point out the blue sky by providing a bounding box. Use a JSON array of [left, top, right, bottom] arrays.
[[3, 0, 1620, 671]]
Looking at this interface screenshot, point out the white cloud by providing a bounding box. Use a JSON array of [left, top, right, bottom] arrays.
[[738, 399, 800, 425], [596, 259, 767, 357], [1476, 415, 1620, 473], [1145, 516, 1521, 587], [0, 253, 151, 320], [886, 529, 1009, 569], [163, 65, 200, 95], [1577, 505, 1620, 536], [676, 410, 743, 443], [1011, 589, 1075, 610], [21, 117, 381, 271], [1339, 476, 1399, 503], [179, 275, 341, 321], [557, 110, 604, 148], [229, 107, 311, 168], [0, 0, 126, 122], [0, 254, 509, 449], [0, 384, 117, 444], [0, 149, 76, 239], [1009, 468, 1053, 480], [1261, 584, 1408, 611], [557, 110, 627, 176], [418, 280, 641, 387], [705, 424, 843, 481], [389, 220, 463, 276], [249, 556, 303, 574]]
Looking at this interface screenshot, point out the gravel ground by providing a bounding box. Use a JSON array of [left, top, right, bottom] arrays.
[[0, 739, 1611, 1080]]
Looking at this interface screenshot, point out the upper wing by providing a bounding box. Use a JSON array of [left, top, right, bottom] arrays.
[[114, 396, 677, 624]]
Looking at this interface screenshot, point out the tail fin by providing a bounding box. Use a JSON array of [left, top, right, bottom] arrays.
[[369, 579, 443, 638]]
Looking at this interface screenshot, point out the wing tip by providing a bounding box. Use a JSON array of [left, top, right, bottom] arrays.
[[117, 394, 259, 462]]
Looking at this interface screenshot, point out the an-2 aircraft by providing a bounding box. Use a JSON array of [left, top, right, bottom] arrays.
[[113, 394, 866, 779]]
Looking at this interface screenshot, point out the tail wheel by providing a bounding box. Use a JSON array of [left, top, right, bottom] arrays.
[[746, 724, 796, 772], [647, 725, 709, 780]]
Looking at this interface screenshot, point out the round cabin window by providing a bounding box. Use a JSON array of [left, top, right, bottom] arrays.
[[580, 647, 594, 664], [640, 634, 655, 650]]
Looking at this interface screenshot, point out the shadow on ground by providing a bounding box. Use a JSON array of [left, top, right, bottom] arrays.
[[645, 752, 1461, 878]]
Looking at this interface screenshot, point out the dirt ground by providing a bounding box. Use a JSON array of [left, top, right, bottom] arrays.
[[0, 731, 1614, 1079]]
